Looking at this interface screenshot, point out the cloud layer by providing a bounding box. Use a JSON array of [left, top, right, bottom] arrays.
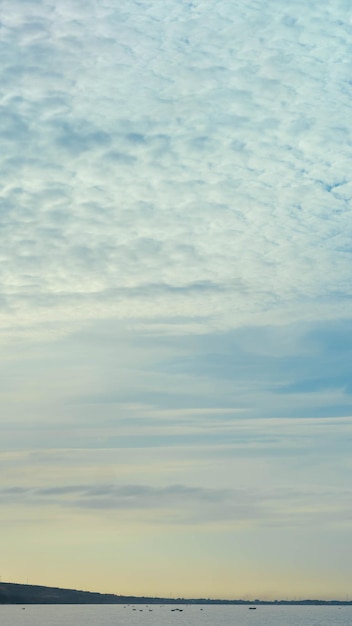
[[1, 0, 352, 336], [1, 0, 352, 599]]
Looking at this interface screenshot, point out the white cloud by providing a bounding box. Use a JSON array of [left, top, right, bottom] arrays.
[[0, 0, 352, 339]]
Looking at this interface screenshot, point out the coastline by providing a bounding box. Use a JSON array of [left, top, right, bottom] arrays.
[[0, 582, 351, 606]]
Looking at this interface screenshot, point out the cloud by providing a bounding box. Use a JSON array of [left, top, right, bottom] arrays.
[[0, 0, 352, 340], [1, 0, 352, 597], [1, 479, 352, 530], [1, 318, 352, 456]]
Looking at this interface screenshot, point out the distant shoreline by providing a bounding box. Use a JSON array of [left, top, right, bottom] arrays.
[[0, 582, 351, 606]]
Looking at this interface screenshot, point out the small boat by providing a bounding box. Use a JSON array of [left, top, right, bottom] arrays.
[[248, 607, 257, 610]]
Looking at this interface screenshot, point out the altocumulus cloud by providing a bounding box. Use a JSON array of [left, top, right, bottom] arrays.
[[0, 0, 352, 338]]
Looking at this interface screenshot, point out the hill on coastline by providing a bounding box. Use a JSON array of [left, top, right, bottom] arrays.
[[0, 582, 131, 604]]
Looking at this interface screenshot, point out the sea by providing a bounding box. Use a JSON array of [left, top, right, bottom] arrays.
[[0, 603, 352, 626]]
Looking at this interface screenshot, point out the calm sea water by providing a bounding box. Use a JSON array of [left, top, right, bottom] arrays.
[[0, 604, 351, 626]]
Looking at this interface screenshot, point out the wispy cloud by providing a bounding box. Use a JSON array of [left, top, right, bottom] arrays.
[[2, 480, 352, 531]]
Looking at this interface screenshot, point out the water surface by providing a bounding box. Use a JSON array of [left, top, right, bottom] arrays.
[[1, 603, 351, 626]]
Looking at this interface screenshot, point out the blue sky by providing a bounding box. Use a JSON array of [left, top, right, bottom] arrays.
[[1, 0, 352, 600]]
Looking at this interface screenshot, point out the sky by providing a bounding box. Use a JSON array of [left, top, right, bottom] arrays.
[[1, 0, 352, 601]]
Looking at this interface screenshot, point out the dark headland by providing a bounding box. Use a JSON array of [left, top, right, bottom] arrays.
[[0, 582, 351, 605]]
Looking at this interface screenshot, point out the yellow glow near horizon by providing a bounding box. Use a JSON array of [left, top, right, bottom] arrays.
[[3, 508, 352, 601]]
